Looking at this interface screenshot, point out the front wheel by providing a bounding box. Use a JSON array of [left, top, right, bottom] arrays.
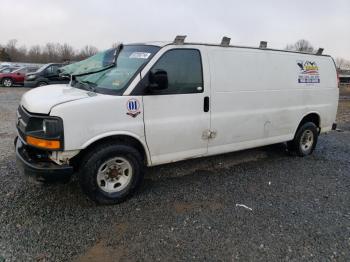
[[37, 81, 48, 87], [2, 78, 13, 87], [78, 143, 144, 204], [287, 122, 318, 156]]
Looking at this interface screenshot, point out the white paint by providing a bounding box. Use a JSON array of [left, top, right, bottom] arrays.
[[21, 84, 89, 114], [19, 43, 339, 167]]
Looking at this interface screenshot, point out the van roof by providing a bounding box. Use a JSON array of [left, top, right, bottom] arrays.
[[131, 41, 330, 57]]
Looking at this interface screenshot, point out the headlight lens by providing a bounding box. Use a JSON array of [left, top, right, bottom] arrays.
[[42, 119, 60, 137], [27, 75, 36, 80], [24, 116, 64, 150]]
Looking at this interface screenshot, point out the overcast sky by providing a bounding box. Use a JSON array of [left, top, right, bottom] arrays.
[[0, 0, 349, 60]]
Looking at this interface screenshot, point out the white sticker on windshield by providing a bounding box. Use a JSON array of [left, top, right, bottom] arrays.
[[129, 52, 151, 59]]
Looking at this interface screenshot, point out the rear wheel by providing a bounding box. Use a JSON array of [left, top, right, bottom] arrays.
[[2, 78, 13, 87], [78, 143, 144, 205], [287, 122, 318, 156]]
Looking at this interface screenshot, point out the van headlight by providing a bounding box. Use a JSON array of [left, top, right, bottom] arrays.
[[42, 119, 61, 137], [25, 117, 64, 150]]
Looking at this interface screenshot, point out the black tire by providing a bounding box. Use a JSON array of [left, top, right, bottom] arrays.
[[78, 143, 144, 205], [287, 122, 318, 157], [37, 82, 48, 87], [2, 78, 13, 87]]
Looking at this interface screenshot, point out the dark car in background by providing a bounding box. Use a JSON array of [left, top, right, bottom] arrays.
[[0, 66, 38, 87], [24, 63, 70, 87]]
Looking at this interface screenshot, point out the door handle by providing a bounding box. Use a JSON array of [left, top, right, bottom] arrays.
[[204, 96, 210, 112]]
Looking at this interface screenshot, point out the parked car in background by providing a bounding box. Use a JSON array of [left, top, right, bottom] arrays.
[[24, 63, 70, 87], [0, 66, 38, 87], [0, 67, 20, 74]]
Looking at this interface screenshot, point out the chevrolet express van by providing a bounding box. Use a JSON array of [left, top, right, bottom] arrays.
[[15, 36, 338, 204]]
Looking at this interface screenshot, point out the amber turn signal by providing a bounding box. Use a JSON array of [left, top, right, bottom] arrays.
[[26, 136, 60, 150]]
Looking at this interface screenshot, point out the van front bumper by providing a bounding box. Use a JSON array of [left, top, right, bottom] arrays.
[[15, 137, 74, 182]]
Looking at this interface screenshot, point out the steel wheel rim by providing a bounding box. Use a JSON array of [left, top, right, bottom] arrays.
[[300, 130, 314, 153], [3, 79, 12, 87], [96, 157, 133, 193]]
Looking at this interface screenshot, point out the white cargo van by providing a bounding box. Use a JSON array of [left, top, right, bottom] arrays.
[[15, 36, 338, 204]]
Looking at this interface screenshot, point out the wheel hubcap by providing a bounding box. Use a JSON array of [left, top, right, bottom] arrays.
[[300, 130, 314, 153], [96, 157, 132, 193], [3, 79, 12, 87]]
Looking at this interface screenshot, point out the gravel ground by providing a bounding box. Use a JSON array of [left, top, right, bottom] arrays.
[[0, 87, 349, 262]]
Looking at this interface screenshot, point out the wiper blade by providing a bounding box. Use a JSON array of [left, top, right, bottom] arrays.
[[112, 43, 124, 67], [77, 80, 97, 92], [72, 43, 124, 78]]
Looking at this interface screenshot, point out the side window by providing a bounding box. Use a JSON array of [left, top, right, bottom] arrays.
[[150, 49, 203, 94], [45, 66, 53, 75], [51, 65, 59, 74]]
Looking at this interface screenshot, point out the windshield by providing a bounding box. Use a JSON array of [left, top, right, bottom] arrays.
[[61, 45, 160, 95], [12, 67, 25, 73], [36, 64, 50, 72], [0, 67, 17, 73]]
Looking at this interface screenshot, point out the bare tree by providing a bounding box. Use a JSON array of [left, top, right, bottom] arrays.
[[0, 40, 99, 63], [6, 39, 22, 61], [27, 45, 42, 63], [335, 57, 350, 70], [0, 47, 11, 61], [17, 45, 28, 62], [77, 45, 98, 60], [286, 39, 314, 53], [59, 43, 75, 62], [42, 43, 60, 63]]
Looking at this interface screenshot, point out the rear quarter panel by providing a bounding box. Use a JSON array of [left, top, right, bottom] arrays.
[[207, 47, 338, 154]]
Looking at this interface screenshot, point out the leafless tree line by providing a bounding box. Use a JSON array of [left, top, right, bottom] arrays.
[[1, 38, 349, 70], [286, 39, 350, 70], [0, 39, 98, 63], [335, 57, 350, 70]]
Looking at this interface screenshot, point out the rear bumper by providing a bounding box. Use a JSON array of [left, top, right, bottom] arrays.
[[15, 137, 73, 182]]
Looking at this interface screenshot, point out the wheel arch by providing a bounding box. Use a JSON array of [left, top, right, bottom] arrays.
[[76, 132, 151, 167], [2, 77, 13, 85], [293, 112, 321, 137]]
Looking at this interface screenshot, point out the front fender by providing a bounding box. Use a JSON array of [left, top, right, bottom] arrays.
[[81, 131, 151, 165], [49, 93, 149, 163]]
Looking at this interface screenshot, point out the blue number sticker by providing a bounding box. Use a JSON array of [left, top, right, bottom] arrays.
[[126, 99, 141, 118]]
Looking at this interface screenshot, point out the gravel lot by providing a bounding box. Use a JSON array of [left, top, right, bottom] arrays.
[[0, 87, 349, 262]]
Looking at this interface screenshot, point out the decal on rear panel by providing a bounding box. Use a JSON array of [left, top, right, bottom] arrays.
[[126, 98, 141, 118], [297, 60, 320, 84]]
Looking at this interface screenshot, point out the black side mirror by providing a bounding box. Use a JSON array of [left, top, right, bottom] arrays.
[[148, 70, 168, 91]]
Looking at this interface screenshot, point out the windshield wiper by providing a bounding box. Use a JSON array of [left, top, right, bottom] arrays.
[[64, 44, 124, 91], [72, 43, 124, 78], [77, 80, 97, 92]]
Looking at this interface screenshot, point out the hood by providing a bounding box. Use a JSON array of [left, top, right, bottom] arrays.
[[21, 84, 91, 114]]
